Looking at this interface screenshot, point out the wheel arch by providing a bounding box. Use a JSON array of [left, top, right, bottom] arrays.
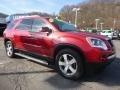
[[4, 38, 13, 46], [4, 38, 10, 44], [53, 44, 86, 64]]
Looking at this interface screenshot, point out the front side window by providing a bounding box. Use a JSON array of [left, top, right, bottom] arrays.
[[32, 19, 46, 32], [16, 19, 33, 31]]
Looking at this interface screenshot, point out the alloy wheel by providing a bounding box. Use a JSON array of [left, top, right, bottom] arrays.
[[58, 54, 78, 76], [6, 42, 13, 57]]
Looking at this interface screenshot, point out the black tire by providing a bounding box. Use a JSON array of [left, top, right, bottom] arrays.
[[5, 41, 15, 58], [55, 49, 84, 80]]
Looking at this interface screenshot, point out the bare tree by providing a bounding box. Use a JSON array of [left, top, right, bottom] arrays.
[[59, 0, 120, 29]]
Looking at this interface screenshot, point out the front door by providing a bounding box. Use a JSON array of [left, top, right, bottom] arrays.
[[29, 18, 53, 56]]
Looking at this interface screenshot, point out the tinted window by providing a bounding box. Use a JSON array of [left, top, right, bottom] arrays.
[[108, 31, 112, 33], [6, 20, 17, 30], [16, 19, 33, 30], [32, 19, 46, 32]]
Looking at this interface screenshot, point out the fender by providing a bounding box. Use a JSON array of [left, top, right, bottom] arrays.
[[53, 43, 86, 63]]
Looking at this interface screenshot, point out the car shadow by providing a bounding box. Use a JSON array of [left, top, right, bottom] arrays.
[[44, 57, 120, 89], [5, 57, 120, 89], [0, 55, 120, 89]]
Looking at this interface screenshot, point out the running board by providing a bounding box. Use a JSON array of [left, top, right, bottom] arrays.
[[15, 53, 48, 65]]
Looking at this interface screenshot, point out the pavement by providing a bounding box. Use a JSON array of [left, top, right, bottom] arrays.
[[0, 37, 120, 90]]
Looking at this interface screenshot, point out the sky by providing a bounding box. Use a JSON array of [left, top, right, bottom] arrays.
[[0, 0, 86, 15]]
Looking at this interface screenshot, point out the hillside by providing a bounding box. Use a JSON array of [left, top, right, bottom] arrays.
[[59, 0, 120, 29]]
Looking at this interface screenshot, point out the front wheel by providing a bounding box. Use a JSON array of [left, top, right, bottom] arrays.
[[55, 49, 84, 80], [5, 41, 15, 58]]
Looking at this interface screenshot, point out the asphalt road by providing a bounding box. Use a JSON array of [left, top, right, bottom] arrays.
[[0, 38, 120, 90]]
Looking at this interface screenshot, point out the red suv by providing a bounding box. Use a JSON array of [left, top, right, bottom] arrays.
[[3, 15, 115, 80]]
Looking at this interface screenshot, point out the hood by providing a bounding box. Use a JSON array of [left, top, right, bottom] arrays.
[[67, 31, 107, 40]]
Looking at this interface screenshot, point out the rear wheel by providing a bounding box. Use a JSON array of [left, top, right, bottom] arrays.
[[55, 49, 84, 80], [5, 41, 15, 58]]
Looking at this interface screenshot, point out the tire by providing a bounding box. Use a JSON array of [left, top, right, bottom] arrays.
[[55, 49, 84, 80], [5, 41, 15, 58]]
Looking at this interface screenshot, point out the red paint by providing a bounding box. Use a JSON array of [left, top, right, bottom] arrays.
[[3, 16, 115, 63]]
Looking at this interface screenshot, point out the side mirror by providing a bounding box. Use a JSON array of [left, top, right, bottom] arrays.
[[41, 27, 52, 35]]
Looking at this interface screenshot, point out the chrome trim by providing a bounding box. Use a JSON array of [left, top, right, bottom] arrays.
[[15, 53, 48, 65]]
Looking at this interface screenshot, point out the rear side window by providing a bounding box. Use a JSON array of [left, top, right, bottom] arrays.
[[6, 21, 17, 30], [16, 19, 33, 31]]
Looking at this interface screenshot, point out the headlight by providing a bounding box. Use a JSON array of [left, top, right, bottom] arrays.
[[86, 37, 108, 50]]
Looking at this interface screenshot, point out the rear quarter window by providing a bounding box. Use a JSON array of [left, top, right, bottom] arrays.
[[6, 21, 17, 30]]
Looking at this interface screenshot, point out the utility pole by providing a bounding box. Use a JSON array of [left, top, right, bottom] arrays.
[[113, 19, 116, 30], [95, 19, 100, 30], [83, 21, 85, 29], [72, 8, 80, 27], [100, 23, 104, 30]]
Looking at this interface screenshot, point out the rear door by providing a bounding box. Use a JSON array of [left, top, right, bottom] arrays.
[[14, 18, 33, 51]]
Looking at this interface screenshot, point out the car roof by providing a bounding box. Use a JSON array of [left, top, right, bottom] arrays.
[[14, 15, 50, 21]]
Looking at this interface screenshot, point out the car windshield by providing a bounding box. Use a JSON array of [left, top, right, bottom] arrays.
[[50, 19, 77, 32]]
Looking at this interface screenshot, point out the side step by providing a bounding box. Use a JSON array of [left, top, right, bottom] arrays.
[[15, 53, 48, 65]]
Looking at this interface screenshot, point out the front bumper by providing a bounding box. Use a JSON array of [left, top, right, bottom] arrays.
[[86, 54, 116, 70], [99, 54, 115, 66], [107, 54, 116, 61]]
